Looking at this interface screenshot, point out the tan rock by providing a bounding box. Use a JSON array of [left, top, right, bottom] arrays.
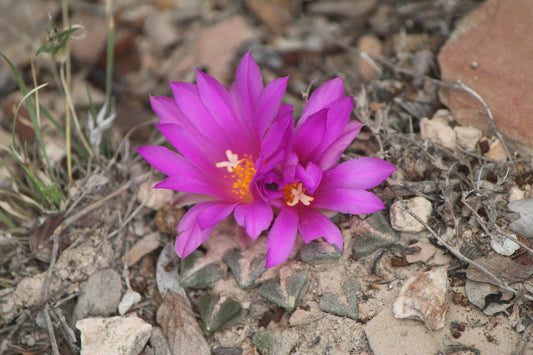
[[438, 0, 533, 152], [137, 180, 175, 210], [195, 16, 256, 83], [246, 0, 292, 34], [483, 138, 507, 161], [393, 268, 448, 330], [454, 125, 482, 151], [77, 315, 152, 355], [357, 34, 383, 80], [365, 300, 520, 355], [420, 116, 457, 151], [390, 196, 432, 233]]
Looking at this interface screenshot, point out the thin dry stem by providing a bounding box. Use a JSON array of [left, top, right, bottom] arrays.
[[63, 179, 133, 227], [398, 206, 517, 294]]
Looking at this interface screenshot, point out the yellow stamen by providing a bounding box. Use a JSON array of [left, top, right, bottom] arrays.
[[216, 150, 256, 201], [283, 182, 314, 206], [215, 150, 242, 172]]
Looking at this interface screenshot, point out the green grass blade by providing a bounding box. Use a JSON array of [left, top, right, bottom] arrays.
[[0, 53, 52, 171]]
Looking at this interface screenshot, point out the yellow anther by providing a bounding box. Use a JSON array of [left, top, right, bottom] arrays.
[[216, 150, 256, 201], [284, 182, 314, 206], [216, 150, 242, 172]]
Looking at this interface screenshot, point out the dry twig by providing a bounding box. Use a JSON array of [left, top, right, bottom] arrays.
[[399, 206, 517, 294]]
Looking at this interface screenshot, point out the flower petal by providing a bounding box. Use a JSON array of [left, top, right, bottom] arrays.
[[150, 96, 187, 125], [296, 162, 323, 194], [135, 145, 196, 177], [260, 104, 294, 160], [157, 123, 223, 174], [196, 70, 255, 151], [320, 157, 396, 190], [265, 207, 299, 268], [231, 51, 263, 124], [255, 76, 289, 137], [154, 176, 224, 198], [293, 109, 327, 162], [169, 82, 232, 149], [197, 202, 237, 230], [316, 120, 364, 170], [234, 199, 273, 239], [313, 189, 385, 215], [298, 208, 343, 250], [298, 78, 345, 127], [175, 201, 229, 257]]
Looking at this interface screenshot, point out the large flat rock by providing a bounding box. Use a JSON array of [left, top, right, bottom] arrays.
[[438, 0, 533, 152]]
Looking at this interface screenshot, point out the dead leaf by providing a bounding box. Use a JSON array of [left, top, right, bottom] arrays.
[[157, 290, 209, 355], [29, 212, 65, 262], [466, 255, 533, 285]]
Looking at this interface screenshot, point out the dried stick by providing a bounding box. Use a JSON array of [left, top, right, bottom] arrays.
[[43, 304, 59, 355], [42, 233, 60, 355], [63, 179, 133, 227], [0, 313, 28, 355], [398, 206, 517, 294], [462, 198, 533, 256]]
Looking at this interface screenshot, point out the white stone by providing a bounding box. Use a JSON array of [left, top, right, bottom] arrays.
[[420, 117, 457, 151], [490, 233, 520, 256], [390, 197, 432, 233], [509, 186, 526, 202], [431, 108, 454, 123], [393, 268, 448, 330], [454, 126, 483, 151], [77, 315, 152, 355]]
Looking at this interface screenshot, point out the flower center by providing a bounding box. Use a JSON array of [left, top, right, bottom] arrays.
[[282, 182, 314, 207], [216, 150, 256, 200]]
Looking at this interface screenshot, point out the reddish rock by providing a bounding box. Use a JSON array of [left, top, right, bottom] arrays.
[[438, 0, 533, 152]]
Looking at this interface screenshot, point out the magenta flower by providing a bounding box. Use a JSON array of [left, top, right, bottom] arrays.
[[137, 52, 395, 268], [136, 52, 288, 258], [255, 78, 396, 267]]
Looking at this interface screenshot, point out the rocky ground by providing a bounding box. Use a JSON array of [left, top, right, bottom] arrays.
[[1, 0, 533, 354]]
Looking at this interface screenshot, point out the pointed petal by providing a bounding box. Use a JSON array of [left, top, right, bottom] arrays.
[[293, 109, 327, 162], [316, 96, 354, 155], [169, 81, 232, 149], [154, 176, 224, 198], [175, 202, 226, 257], [235, 51, 263, 99], [196, 202, 237, 230], [157, 123, 223, 174], [256, 76, 289, 137], [150, 96, 187, 125], [316, 120, 364, 170], [232, 51, 263, 124], [234, 199, 273, 239], [299, 78, 344, 127], [175, 223, 214, 258], [321, 158, 396, 190], [313, 189, 385, 215], [298, 208, 343, 250], [265, 208, 299, 267], [260, 104, 294, 159], [196, 70, 255, 150], [136, 145, 197, 177], [295, 162, 323, 194]]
